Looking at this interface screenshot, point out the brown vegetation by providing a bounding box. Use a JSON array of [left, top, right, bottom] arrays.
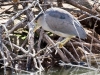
[[0, 0, 100, 73]]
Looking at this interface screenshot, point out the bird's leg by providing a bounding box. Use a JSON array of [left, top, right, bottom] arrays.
[[57, 35, 74, 48]]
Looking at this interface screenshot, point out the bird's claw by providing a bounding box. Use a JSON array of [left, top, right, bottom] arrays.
[[56, 42, 63, 48]]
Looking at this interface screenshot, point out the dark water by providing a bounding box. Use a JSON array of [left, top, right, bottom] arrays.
[[0, 67, 100, 75]]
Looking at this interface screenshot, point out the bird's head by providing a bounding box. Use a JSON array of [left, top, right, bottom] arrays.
[[35, 12, 44, 22], [34, 12, 44, 32]]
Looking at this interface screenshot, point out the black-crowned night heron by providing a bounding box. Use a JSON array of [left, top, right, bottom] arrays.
[[35, 7, 86, 48]]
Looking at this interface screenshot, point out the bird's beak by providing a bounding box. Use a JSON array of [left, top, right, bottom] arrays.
[[33, 22, 41, 32]]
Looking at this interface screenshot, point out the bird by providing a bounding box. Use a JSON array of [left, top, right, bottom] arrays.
[[34, 7, 86, 48]]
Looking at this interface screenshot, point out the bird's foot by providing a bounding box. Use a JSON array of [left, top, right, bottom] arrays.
[[56, 36, 74, 48], [58, 43, 64, 48], [56, 42, 64, 48]]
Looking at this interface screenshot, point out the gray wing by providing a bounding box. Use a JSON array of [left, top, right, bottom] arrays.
[[45, 14, 75, 34], [45, 8, 86, 39]]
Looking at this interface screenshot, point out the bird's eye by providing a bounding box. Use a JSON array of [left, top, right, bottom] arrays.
[[60, 16, 65, 19]]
